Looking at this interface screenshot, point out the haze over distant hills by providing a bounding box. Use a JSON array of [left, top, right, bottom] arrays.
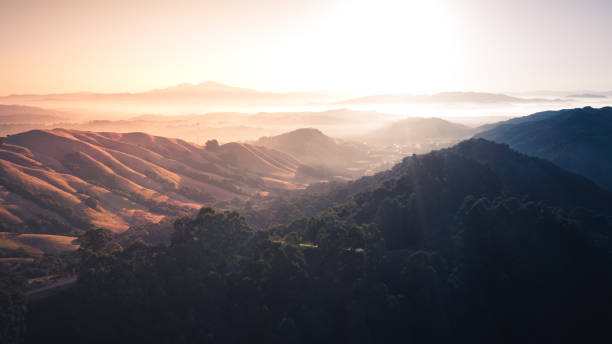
[[1, 82, 560, 106], [338, 91, 559, 105], [521, 89, 612, 99], [0, 105, 69, 122], [477, 106, 612, 190], [0, 104, 396, 142], [2, 81, 591, 116], [255, 128, 375, 178], [0, 104, 76, 125], [567, 93, 607, 99], [0, 81, 342, 113], [358, 117, 474, 147]]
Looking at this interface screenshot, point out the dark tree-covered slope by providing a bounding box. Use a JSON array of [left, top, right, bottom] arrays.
[[243, 138, 612, 230], [476, 106, 612, 190]]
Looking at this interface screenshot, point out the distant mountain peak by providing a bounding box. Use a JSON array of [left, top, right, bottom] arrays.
[[285, 127, 326, 136], [256, 127, 333, 147]]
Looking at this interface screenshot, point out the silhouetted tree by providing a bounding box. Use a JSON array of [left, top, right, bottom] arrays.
[[206, 139, 220, 151]]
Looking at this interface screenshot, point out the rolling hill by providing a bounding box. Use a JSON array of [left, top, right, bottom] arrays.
[[476, 106, 612, 190], [0, 129, 303, 233], [254, 128, 374, 178], [0, 232, 78, 256], [358, 117, 474, 147]]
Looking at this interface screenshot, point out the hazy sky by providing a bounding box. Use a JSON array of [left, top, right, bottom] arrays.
[[1, 0, 611, 95]]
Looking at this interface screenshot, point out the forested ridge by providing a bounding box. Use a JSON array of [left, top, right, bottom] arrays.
[[477, 106, 612, 190], [241, 138, 612, 229], [3, 138, 612, 343]]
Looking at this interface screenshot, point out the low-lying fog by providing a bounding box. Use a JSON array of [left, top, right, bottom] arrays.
[[2, 97, 611, 143]]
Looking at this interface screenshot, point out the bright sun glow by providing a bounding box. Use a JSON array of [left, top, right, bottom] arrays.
[[2, 0, 609, 96], [277, 0, 463, 95]]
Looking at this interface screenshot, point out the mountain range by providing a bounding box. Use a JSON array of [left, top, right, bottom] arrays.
[[338, 91, 559, 105], [0, 82, 576, 113], [0, 82, 341, 111]]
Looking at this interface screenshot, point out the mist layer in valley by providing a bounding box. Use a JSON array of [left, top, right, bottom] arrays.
[[3, 82, 612, 142]]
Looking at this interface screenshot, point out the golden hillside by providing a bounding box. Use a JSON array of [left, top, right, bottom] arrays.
[[0, 129, 301, 233]]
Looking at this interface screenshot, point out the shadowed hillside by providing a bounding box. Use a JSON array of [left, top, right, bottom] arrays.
[[476, 106, 612, 190], [241, 138, 612, 230]]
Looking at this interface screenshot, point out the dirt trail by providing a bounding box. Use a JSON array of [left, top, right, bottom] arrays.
[[25, 276, 77, 301]]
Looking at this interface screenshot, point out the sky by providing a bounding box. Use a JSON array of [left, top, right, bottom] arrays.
[[1, 0, 611, 96]]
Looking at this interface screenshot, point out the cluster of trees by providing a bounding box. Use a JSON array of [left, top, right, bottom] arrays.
[[144, 170, 178, 191], [0, 220, 22, 233], [23, 196, 612, 343], [116, 217, 176, 246], [176, 186, 216, 204], [1, 251, 78, 280], [25, 214, 74, 235], [26, 209, 383, 343], [294, 163, 336, 181], [0, 275, 26, 344], [1, 249, 79, 344]]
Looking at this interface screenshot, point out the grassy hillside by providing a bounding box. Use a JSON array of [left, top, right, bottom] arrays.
[[0, 232, 78, 256], [0, 129, 304, 233]]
